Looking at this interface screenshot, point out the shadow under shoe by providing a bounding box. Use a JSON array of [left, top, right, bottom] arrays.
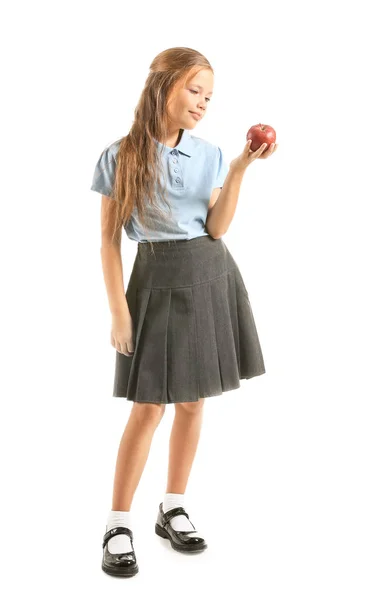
[[102, 526, 139, 577], [155, 503, 208, 553]]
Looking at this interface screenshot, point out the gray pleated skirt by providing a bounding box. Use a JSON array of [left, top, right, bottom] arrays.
[[113, 235, 266, 403]]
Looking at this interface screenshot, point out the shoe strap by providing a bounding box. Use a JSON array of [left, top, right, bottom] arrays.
[[102, 526, 133, 549], [163, 506, 191, 526]]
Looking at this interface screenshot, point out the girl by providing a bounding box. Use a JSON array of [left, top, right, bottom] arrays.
[[90, 47, 277, 578]]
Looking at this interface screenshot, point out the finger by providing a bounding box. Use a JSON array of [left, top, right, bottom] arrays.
[[254, 143, 267, 155], [125, 342, 134, 355], [117, 342, 124, 355], [268, 143, 277, 155], [263, 143, 275, 154]]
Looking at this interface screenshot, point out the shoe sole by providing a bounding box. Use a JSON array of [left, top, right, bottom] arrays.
[[155, 523, 207, 553], [101, 561, 139, 577]]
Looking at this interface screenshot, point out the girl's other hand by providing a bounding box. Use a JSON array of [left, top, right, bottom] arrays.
[[111, 311, 135, 356]]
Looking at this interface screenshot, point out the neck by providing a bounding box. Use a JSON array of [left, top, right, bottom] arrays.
[[161, 128, 183, 148]]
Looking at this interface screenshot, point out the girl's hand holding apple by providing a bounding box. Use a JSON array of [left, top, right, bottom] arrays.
[[230, 123, 278, 173], [230, 139, 278, 172]]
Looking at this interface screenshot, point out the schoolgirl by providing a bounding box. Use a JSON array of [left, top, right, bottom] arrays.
[[90, 46, 277, 578]]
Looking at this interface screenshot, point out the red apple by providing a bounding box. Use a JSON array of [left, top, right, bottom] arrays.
[[247, 124, 276, 152]]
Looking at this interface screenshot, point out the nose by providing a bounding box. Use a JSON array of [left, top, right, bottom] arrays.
[[196, 99, 206, 112]]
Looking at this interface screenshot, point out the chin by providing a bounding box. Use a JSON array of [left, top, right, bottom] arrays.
[[185, 113, 199, 126]]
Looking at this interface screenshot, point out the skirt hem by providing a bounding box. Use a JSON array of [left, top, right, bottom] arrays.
[[113, 369, 266, 403]]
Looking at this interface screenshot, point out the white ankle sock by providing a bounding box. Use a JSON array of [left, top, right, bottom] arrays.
[[106, 510, 133, 554], [162, 493, 197, 534]]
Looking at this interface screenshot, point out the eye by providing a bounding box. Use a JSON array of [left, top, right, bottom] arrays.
[[189, 90, 211, 102]]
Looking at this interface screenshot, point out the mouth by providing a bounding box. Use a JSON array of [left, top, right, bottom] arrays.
[[189, 111, 201, 120]]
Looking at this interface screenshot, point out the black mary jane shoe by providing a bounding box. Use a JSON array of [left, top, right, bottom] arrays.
[[102, 526, 139, 577], [155, 503, 208, 553]]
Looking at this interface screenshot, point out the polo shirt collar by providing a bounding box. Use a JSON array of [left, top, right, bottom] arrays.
[[153, 129, 194, 157]]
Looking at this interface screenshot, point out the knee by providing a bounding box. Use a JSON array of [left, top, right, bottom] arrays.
[[131, 402, 166, 424], [175, 397, 205, 415]]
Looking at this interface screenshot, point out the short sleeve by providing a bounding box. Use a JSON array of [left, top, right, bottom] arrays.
[[213, 146, 229, 189], [90, 146, 117, 198]]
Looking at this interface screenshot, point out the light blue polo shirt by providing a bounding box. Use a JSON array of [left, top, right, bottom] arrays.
[[90, 128, 229, 243]]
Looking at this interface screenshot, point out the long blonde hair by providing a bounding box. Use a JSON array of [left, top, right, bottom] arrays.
[[108, 47, 213, 254]]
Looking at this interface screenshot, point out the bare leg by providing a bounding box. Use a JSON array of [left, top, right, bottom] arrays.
[[111, 403, 166, 511], [166, 398, 205, 493]]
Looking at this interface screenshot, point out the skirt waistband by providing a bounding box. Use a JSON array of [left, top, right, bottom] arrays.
[[137, 234, 221, 257]]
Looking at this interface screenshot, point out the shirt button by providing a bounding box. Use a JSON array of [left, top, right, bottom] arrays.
[[174, 168, 178, 172], [175, 177, 181, 183], [172, 159, 177, 163]]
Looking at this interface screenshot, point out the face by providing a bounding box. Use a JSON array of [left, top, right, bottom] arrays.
[[166, 68, 214, 130]]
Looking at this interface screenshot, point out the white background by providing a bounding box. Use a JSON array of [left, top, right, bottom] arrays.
[[1, 0, 385, 597]]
